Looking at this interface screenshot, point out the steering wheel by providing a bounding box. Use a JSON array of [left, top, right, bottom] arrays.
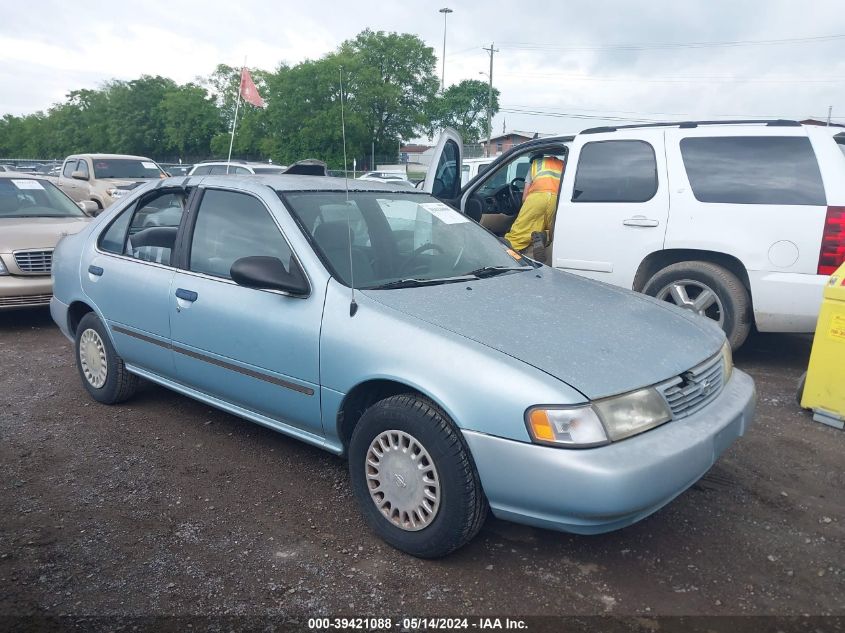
[[508, 177, 525, 210], [398, 242, 445, 275]]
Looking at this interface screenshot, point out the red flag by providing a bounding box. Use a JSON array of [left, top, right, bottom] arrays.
[[240, 68, 266, 108]]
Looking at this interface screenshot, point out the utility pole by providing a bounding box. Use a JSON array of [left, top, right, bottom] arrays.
[[827, 105, 832, 126], [482, 42, 498, 158], [439, 8, 453, 92]]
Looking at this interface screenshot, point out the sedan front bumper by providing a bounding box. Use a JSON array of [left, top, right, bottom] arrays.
[[0, 274, 53, 310], [463, 369, 756, 534]]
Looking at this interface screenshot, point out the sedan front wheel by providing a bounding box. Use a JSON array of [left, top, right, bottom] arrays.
[[348, 394, 487, 558]]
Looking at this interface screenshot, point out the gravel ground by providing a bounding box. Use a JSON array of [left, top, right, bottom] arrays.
[[1, 307, 843, 624]]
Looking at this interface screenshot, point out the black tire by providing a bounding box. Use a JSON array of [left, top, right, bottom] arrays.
[[348, 394, 487, 558], [74, 312, 138, 404], [643, 261, 752, 351]]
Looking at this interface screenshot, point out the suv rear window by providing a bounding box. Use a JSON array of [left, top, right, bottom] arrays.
[[573, 140, 658, 203], [680, 136, 826, 205]]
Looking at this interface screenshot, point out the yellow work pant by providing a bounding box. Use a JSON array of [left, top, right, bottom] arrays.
[[504, 192, 558, 251]]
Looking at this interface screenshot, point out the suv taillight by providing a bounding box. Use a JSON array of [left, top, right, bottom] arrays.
[[818, 206, 845, 275]]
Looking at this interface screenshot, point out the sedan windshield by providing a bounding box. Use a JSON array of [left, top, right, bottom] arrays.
[[0, 178, 85, 218], [92, 159, 163, 179], [281, 191, 531, 289]]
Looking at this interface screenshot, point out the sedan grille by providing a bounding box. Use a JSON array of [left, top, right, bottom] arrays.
[[657, 353, 724, 419], [14, 250, 53, 274], [0, 293, 52, 307]]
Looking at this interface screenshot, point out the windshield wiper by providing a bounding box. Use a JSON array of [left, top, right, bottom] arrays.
[[463, 265, 530, 278], [367, 275, 476, 290]]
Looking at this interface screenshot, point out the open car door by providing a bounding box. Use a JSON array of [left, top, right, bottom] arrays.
[[423, 128, 463, 207]]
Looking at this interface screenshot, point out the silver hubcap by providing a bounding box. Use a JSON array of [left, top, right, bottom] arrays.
[[79, 328, 108, 388], [365, 430, 441, 532], [656, 279, 725, 326]]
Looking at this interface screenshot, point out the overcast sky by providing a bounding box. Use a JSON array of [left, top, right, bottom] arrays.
[[2, 0, 844, 140]]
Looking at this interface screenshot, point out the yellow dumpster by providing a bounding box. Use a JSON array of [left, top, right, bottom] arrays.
[[800, 261, 845, 430]]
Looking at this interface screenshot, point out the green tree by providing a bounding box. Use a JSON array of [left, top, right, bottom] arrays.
[[161, 83, 222, 160], [430, 79, 500, 143], [105, 75, 177, 156], [261, 29, 439, 169]]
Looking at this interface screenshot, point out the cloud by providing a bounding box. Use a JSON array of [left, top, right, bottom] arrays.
[[1, 0, 844, 139]]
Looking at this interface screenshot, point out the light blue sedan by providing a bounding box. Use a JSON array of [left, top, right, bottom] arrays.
[[51, 174, 756, 557]]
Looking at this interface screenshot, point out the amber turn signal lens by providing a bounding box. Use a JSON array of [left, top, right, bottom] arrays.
[[528, 409, 555, 441]]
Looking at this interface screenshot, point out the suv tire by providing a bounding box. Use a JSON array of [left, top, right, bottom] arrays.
[[348, 394, 487, 558], [75, 312, 139, 404], [643, 261, 751, 350]]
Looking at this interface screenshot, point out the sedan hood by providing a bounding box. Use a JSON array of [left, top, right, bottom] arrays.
[[0, 216, 90, 251], [101, 178, 151, 188], [362, 269, 725, 400]]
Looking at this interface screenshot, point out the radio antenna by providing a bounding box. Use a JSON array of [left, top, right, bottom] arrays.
[[339, 67, 358, 317]]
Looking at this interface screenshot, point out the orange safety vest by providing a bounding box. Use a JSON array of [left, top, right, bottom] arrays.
[[525, 157, 564, 196]]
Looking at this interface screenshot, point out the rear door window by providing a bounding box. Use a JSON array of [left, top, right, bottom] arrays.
[[680, 136, 826, 205], [99, 192, 186, 265], [573, 140, 658, 203]]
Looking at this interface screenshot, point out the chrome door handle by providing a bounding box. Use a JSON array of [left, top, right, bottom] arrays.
[[622, 217, 659, 228]]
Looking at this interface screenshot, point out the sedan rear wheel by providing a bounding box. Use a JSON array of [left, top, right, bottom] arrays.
[[74, 312, 138, 404]]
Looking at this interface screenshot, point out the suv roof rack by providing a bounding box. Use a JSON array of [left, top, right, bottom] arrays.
[[581, 119, 802, 134], [196, 159, 249, 164]]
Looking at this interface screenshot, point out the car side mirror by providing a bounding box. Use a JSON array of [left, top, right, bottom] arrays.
[[230, 256, 309, 296], [77, 200, 100, 216], [71, 170, 89, 181]]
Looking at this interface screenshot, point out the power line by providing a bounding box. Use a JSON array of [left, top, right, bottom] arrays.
[[499, 105, 845, 124], [504, 103, 845, 119], [496, 72, 845, 84], [497, 33, 845, 53]]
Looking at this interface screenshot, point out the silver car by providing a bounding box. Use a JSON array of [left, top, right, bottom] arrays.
[[50, 174, 756, 557]]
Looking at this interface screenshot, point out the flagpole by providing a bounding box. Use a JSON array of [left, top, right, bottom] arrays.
[[226, 57, 246, 174]]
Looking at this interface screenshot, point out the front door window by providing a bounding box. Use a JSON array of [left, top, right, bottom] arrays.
[[189, 189, 293, 280]]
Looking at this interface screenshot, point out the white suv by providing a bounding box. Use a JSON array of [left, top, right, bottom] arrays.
[[424, 122, 845, 349], [188, 161, 287, 176]]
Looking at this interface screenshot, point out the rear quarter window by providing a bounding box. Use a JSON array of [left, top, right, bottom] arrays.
[[680, 136, 826, 205]]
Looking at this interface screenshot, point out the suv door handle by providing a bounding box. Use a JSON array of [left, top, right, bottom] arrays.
[[175, 288, 198, 302], [622, 216, 659, 228], [88, 265, 103, 276]]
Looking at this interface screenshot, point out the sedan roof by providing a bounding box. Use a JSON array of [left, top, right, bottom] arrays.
[[170, 174, 430, 194]]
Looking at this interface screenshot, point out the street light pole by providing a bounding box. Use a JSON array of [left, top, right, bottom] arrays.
[[439, 7, 453, 92]]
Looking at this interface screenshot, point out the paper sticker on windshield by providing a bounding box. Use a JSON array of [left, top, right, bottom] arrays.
[[141, 161, 158, 170], [11, 179, 44, 190], [420, 202, 468, 224]]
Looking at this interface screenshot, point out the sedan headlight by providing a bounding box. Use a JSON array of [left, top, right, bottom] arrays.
[[107, 187, 128, 199], [720, 340, 733, 384], [0, 257, 8, 276], [526, 387, 673, 448], [525, 406, 609, 448]]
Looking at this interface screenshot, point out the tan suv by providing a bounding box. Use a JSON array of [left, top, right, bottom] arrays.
[[0, 174, 90, 309], [56, 153, 165, 212]]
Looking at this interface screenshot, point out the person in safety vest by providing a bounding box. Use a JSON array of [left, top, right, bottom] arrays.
[[504, 154, 564, 252]]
